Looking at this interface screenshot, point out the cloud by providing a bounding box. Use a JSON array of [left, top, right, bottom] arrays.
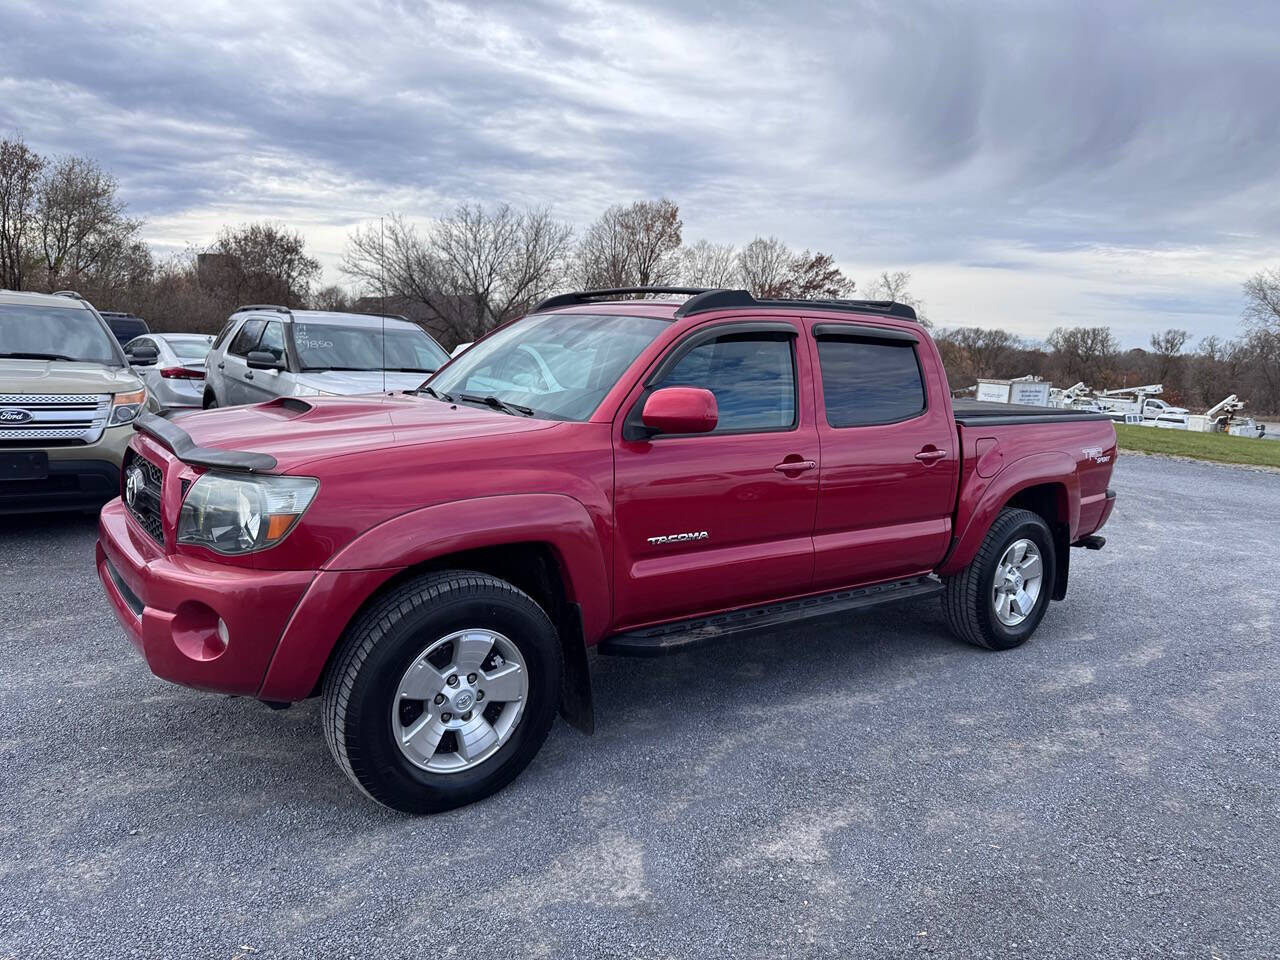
[[3, 0, 1280, 342]]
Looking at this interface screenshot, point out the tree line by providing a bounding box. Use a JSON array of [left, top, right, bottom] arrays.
[[3, 135, 1278, 413]]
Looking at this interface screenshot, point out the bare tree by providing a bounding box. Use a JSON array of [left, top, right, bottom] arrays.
[[206, 221, 320, 309], [35, 154, 143, 291], [681, 239, 737, 288], [1149, 328, 1190, 383], [343, 205, 573, 345], [787, 250, 855, 300], [310, 284, 353, 312], [1047, 326, 1120, 385], [575, 198, 682, 290], [1243, 267, 1280, 333], [864, 270, 928, 324], [935, 327, 1023, 382], [0, 136, 44, 290], [736, 236, 794, 298]]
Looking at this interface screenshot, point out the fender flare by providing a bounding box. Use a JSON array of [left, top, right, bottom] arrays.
[[257, 494, 611, 705], [938, 452, 1079, 577]]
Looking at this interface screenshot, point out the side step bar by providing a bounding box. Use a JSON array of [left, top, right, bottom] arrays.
[[598, 575, 943, 657]]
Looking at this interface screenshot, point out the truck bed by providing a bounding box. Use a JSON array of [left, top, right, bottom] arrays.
[[952, 398, 1111, 427]]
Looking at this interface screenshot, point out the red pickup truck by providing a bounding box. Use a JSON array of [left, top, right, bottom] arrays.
[[96, 287, 1117, 813]]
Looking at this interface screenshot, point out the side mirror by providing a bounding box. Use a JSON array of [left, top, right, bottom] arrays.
[[246, 350, 282, 371], [641, 387, 718, 436], [130, 346, 158, 366]]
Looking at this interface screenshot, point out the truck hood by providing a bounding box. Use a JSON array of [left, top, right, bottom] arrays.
[[293, 370, 431, 396], [0, 358, 141, 394], [167, 393, 558, 472]]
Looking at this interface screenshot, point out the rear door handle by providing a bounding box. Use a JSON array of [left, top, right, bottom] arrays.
[[774, 459, 817, 473], [244, 371, 254, 380], [915, 448, 946, 463], [217, 362, 225, 370]]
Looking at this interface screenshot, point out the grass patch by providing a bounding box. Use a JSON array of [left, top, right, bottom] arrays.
[[1115, 423, 1280, 468]]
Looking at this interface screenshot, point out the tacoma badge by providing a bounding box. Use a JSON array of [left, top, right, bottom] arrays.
[[647, 531, 709, 545]]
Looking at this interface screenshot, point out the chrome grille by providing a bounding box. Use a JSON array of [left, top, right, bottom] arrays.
[[123, 449, 165, 544], [0, 393, 111, 446]]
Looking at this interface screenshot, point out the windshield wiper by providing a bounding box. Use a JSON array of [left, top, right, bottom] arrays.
[[1, 351, 79, 361], [300, 366, 370, 372], [460, 394, 535, 417], [416, 385, 454, 402], [388, 367, 437, 373]]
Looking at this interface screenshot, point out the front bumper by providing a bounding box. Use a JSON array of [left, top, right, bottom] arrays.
[[96, 499, 316, 696], [0, 424, 132, 514]]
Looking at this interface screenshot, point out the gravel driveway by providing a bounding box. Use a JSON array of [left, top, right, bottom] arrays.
[[1, 455, 1277, 959]]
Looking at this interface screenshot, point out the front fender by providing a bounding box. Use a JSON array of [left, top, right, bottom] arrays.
[[257, 494, 611, 702], [938, 452, 1079, 577]]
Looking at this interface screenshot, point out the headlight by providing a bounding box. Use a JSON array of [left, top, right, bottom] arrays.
[[178, 473, 319, 555], [110, 389, 147, 425]]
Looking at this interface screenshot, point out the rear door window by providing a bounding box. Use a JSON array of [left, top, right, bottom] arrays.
[[228, 319, 266, 357], [816, 337, 926, 427]]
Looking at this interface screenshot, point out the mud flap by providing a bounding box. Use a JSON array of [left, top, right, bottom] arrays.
[[1052, 523, 1070, 601], [557, 602, 595, 735]]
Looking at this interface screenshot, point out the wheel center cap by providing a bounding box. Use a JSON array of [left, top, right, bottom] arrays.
[[453, 690, 474, 712]]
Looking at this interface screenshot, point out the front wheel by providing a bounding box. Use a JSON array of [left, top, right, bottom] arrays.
[[942, 507, 1056, 650], [322, 570, 562, 814]]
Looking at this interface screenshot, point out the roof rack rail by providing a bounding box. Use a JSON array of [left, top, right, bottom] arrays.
[[233, 304, 292, 315], [676, 290, 918, 321], [532, 287, 712, 312]]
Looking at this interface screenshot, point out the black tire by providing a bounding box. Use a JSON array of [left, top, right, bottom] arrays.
[[322, 570, 562, 814], [942, 507, 1056, 650]]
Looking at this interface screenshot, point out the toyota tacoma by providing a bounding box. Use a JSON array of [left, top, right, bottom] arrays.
[[96, 287, 1117, 813]]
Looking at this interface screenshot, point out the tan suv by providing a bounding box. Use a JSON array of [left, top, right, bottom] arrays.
[[0, 289, 154, 514]]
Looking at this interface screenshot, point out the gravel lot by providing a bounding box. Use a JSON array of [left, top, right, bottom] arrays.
[[1, 454, 1277, 959]]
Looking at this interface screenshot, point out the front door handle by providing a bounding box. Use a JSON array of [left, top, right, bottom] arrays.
[[244, 371, 254, 380], [217, 362, 225, 370], [915, 448, 946, 463], [774, 459, 817, 473]]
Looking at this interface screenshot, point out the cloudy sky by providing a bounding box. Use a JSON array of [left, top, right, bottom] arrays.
[[4, 0, 1280, 344]]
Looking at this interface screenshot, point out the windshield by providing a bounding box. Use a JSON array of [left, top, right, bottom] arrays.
[[427, 313, 670, 421], [168, 337, 213, 361], [291, 320, 449, 372], [0, 304, 120, 364]]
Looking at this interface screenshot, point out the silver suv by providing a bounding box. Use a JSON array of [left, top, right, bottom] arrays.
[[203, 306, 450, 408]]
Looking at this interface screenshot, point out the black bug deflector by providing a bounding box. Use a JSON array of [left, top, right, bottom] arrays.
[[135, 413, 278, 473]]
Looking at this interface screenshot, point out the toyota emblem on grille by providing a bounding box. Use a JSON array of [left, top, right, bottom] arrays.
[[125, 466, 145, 507], [0, 408, 32, 424]]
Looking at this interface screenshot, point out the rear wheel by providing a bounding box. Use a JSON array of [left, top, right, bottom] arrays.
[[322, 570, 562, 814], [202, 390, 218, 409], [942, 507, 1055, 650]]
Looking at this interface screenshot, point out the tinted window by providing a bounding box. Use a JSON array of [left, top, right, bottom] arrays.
[[228, 319, 265, 356], [0, 304, 119, 364], [107, 316, 148, 344], [257, 321, 286, 362], [657, 333, 795, 432], [817, 338, 925, 427]]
